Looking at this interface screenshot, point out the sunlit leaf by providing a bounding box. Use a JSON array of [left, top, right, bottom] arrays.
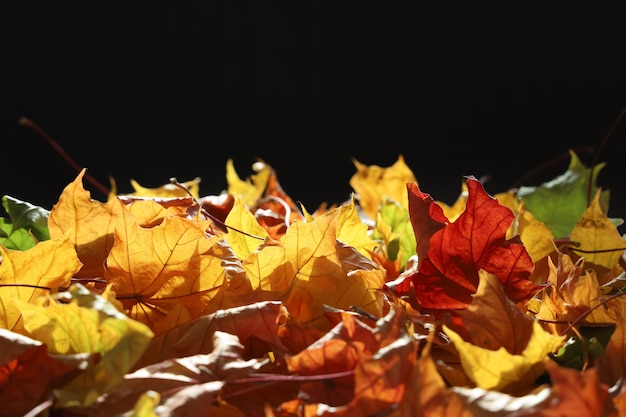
[[455, 271, 536, 353], [0, 233, 81, 332], [48, 168, 120, 278], [569, 190, 626, 269], [516, 150, 609, 238], [406, 177, 541, 311], [104, 201, 243, 334], [244, 209, 383, 330], [443, 320, 565, 393], [226, 158, 271, 208], [125, 177, 201, 199], [223, 195, 268, 260], [17, 283, 153, 407], [0, 195, 50, 250], [349, 154, 417, 221]]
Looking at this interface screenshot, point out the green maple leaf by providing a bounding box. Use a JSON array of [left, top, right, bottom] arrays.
[[516, 150, 610, 238], [0, 196, 50, 250]]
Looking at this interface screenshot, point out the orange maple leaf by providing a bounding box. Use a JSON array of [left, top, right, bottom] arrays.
[[104, 199, 242, 335], [0, 329, 87, 417], [243, 208, 384, 330], [541, 359, 616, 417], [48, 169, 120, 278]]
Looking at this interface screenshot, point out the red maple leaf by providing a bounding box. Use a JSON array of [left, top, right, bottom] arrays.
[[405, 176, 542, 310]]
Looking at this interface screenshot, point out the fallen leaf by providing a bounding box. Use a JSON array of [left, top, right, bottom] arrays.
[[0, 233, 81, 332]]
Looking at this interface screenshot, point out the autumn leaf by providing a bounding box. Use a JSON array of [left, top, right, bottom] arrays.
[[454, 271, 537, 354], [223, 195, 268, 260], [0, 195, 50, 250], [0, 232, 82, 332], [349, 154, 417, 221], [280, 305, 417, 417], [124, 176, 201, 199], [541, 359, 616, 417], [335, 197, 378, 259], [596, 297, 626, 391], [516, 150, 611, 238], [104, 200, 242, 334], [498, 193, 557, 264], [71, 331, 267, 416], [244, 208, 384, 330], [226, 158, 271, 208], [16, 283, 153, 407], [405, 176, 541, 311], [535, 249, 618, 329], [370, 198, 417, 271], [48, 168, 121, 278], [569, 190, 626, 270], [443, 318, 564, 394], [0, 328, 89, 417], [132, 302, 289, 379]]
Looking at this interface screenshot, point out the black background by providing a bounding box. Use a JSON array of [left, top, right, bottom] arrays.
[[2, 2, 626, 233]]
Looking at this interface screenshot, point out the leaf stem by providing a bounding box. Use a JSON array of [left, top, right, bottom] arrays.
[[18, 117, 111, 197]]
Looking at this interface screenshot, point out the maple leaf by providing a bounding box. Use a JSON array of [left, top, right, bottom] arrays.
[[516, 150, 611, 238], [223, 195, 269, 260], [244, 208, 384, 330], [596, 297, 626, 391], [0, 328, 89, 417], [541, 359, 616, 417], [349, 154, 417, 221], [48, 168, 121, 278], [454, 271, 537, 353], [535, 248, 618, 330], [405, 176, 541, 310], [0, 195, 50, 250], [16, 283, 153, 407], [444, 318, 564, 394], [72, 331, 268, 416], [280, 305, 417, 417], [369, 198, 417, 271], [122, 176, 201, 199], [498, 193, 557, 264], [0, 233, 82, 332], [104, 200, 244, 335], [226, 158, 271, 208], [569, 190, 626, 270], [134, 301, 289, 369]]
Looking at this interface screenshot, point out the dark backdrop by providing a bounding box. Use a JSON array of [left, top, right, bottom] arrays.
[[2, 2, 626, 232]]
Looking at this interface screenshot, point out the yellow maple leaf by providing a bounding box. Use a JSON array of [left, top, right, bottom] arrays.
[[570, 190, 626, 269], [124, 177, 201, 199], [223, 195, 269, 260], [124, 198, 195, 227], [498, 193, 556, 264], [0, 233, 82, 333], [48, 169, 121, 278], [244, 209, 384, 330], [443, 320, 565, 394], [103, 201, 240, 335], [336, 198, 378, 259], [535, 249, 618, 328], [349, 154, 417, 220], [16, 283, 153, 407], [226, 158, 271, 208]]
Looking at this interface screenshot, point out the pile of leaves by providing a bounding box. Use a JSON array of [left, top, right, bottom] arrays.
[[1, 152, 625, 416]]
